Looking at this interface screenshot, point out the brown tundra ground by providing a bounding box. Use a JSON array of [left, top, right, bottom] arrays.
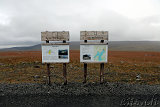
[[0, 50, 160, 84]]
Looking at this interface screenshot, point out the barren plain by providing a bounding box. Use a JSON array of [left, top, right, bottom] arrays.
[[0, 50, 159, 84]]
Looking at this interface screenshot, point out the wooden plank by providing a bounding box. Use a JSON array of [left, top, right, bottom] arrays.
[[41, 31, 69, 41], [80, 41, 108, 45], [80, 31, 108, 40], [42, 60, 70, 64], [41, 43, 69, 45]]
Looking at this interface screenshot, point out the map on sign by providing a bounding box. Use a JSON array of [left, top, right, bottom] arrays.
[[94, 45, 106, 61], [80, 45, 108, 63], [42, 45, 69, 63], [48, 50, 52, 55]]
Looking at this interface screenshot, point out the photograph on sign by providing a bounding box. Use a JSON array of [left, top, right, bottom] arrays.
[[80, 45, 108, 63], [42, 45, 69, 63], [58, 49, 68, 59]]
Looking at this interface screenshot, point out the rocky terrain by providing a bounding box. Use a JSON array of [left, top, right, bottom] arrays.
[[0, 82, 160, 106]]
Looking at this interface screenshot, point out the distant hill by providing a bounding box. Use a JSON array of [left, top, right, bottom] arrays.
[[109, 41, 160, 52], [1, 41, 160, 52], [0, 41, 80, 51], [0, 44, 41, 51]]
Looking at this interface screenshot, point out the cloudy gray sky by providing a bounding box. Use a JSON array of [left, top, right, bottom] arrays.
[[0, 0, 160, 45]]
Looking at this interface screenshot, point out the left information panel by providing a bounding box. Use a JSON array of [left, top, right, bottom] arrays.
[[42, 45, 69, 63]]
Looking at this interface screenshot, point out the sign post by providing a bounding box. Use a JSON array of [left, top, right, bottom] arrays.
[[62, 40, 67, 85], [46, 40, 51, 85], [63, 63, 67, 85], [83, 63, 87, 83], [100, 63, 104, 83], [80, 31, 108, 83], [41, 31, 70, 85]]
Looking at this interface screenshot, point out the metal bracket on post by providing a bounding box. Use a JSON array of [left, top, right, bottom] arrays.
[[100, 40, 104, 43], [63, 40, 66, 43]]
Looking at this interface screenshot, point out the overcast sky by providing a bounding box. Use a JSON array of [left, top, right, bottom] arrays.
[[0, 0, 160, 44]]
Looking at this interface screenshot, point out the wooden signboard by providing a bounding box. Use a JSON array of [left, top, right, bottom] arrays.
[[80, 31, 108, 40], [80, 31, 108, 83], [41, 31, 69, 41], [80, 31, 108, 63], [41, 31, 69, 85]]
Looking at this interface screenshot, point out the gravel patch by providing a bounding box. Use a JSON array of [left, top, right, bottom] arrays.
[[0, 82, 160, 96], [0, 82, 160, 107]]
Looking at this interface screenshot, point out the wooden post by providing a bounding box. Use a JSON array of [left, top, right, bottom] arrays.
[[83, 63, 87, 83], [62, 40, 67, 85], [100, 39, 104, 83], [83, 39, 87, 84], [63, 63, 67, 85], [100, 63, 104, 83], [47, 63, 51, 85], [46, 40, 51, 85]]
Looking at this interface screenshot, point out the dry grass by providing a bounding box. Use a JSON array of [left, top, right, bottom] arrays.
[[0, 50, 160, 84]]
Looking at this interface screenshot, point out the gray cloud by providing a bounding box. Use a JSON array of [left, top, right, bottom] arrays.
[[0, 0, 160, 45]]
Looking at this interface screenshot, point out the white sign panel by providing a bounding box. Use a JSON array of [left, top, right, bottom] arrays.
[[80, 45, 108, 63], [42, 45, 69, 63]]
